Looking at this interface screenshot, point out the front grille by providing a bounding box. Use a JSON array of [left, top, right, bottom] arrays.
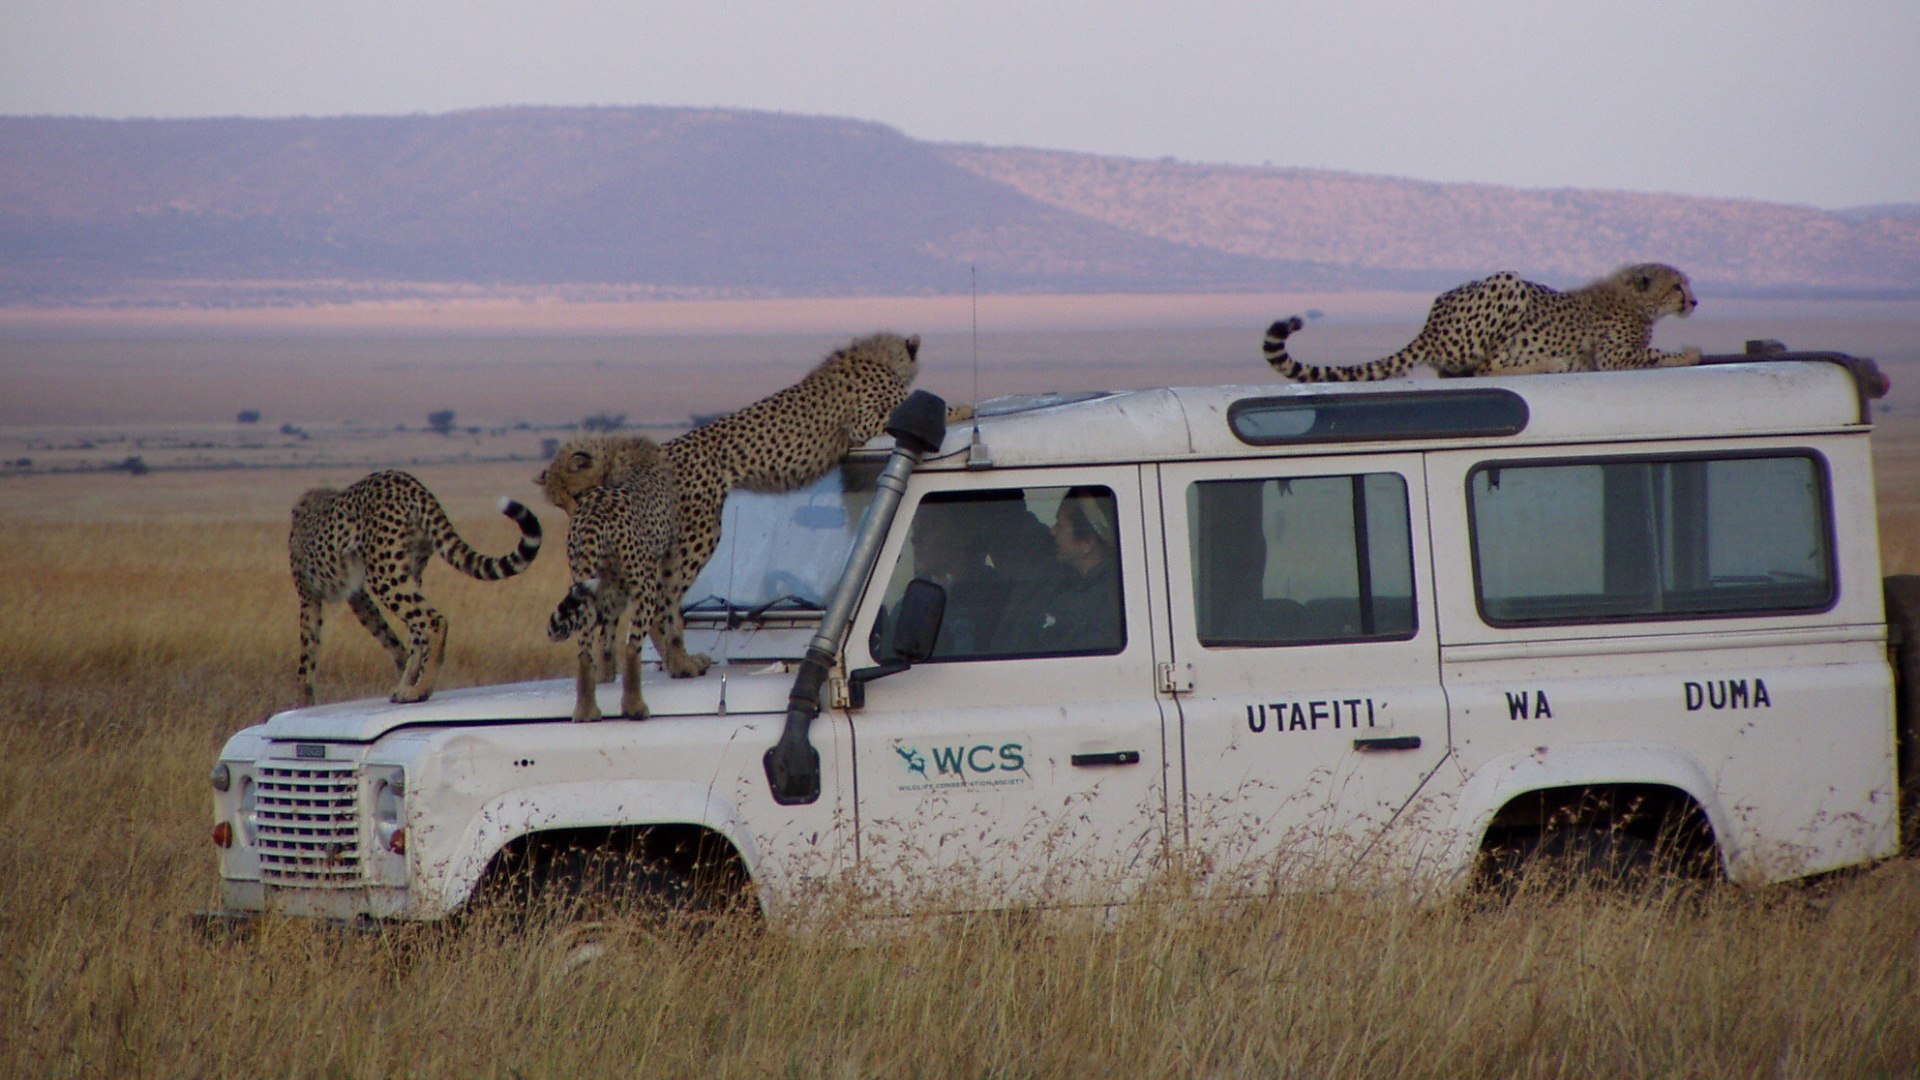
[[255, 761, 362, 885]]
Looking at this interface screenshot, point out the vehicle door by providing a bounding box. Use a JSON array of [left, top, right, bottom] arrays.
[[843, 467, 1173, 910], [1424, 441, 1897, 881], [1158, 453, 1452, 892]]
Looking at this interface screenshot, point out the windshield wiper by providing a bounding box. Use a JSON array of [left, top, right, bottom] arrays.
[[682, 593, 822, 629], [744, 594, 823, 621], [681, 594, 749, 627]]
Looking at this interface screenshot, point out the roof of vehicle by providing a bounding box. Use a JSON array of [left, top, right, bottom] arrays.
[[907, 360, 1872, 471]]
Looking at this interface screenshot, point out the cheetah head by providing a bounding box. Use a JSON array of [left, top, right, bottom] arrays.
[[536, 435, 665, 513], [1620, 263, 1698, 319], [843, 331, 922, 383], [535, 442, 604, 513], [292, 486, 338, 516]]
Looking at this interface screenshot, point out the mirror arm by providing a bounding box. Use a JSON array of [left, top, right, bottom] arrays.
[[846, 660, 911, 709]]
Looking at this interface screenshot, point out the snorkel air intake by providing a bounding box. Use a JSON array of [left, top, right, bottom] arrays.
[[764, 390, 949, 805]]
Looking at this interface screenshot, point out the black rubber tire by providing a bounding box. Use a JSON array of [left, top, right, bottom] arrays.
[[538, 846, 697, 922], [1482, 826, 1657, 898]]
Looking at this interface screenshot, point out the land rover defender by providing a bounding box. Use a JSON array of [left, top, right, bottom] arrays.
[[206, 348, 1917, 923]]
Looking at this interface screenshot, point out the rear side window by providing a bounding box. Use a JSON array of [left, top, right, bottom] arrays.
[[1468, 453, 1834, 625], [1187, 473, 1417, 646]]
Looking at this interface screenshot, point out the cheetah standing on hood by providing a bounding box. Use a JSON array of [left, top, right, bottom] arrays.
[[535, 332, 931, 713]]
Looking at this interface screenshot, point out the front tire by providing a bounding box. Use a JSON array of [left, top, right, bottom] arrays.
[[473, 827, 754, 926]]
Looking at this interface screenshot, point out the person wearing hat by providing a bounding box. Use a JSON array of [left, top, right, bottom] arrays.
[[990, 485, 1124, 655]]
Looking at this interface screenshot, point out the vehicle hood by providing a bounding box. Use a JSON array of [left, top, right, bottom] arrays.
[[261, 663, 800, 743]]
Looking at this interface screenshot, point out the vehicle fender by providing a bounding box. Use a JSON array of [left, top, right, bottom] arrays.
[[418, 779, 765, 913], [1443, 742, 1732, 876]]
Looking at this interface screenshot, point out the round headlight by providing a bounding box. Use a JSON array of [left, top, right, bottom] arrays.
[[210, 762, 231, 792]]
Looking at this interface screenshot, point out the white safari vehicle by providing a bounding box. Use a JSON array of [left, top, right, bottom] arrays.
[[206, 346, 1919, 924]]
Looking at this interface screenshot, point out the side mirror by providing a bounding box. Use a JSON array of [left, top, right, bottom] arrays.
[[891, 578, 947, 662], [848, 579, 946, 708]]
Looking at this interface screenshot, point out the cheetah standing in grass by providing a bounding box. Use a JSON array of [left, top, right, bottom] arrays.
[[536, 332, 935, 694], [1261, 263, 1701, 382], [290, 470, 541, 705]]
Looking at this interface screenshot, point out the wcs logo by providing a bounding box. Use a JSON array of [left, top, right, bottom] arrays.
[[892, 741, 1028, 787]]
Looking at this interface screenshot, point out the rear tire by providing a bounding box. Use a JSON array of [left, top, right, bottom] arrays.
[[1481, 826, 1657, 897], [1476, 788, 1719, 901]]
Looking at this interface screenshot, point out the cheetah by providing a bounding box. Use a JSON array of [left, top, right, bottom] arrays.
[[544, 438, 677, 721], [537, 434, 665, 682], [290, 470, 541, 706], [536, 331, 934, 681], [1261, 263, 1701, 382]]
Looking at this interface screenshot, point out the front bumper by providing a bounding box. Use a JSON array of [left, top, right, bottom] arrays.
[[215, 876, 422, 921]]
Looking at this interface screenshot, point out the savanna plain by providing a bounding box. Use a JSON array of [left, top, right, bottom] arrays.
[[5, 297, 1920, 1077]]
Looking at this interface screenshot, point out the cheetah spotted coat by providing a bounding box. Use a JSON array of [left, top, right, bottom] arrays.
[[535, 332, 927, 696], [1262, 264, 1701, 382], [289, 469, 541, 705], [543, 437, 677, 722]]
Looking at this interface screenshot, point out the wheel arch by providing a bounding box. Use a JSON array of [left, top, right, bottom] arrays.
[[428, 780, 766, 915], [1450, 743, 1730, 880]]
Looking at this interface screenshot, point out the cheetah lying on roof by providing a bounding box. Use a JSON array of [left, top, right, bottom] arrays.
[[1262, 263, 1701, 382], [290, 469, 541, 705], [535, 331, 933, 716]]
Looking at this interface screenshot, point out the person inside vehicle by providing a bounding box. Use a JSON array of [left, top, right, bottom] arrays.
[[908, 507, 995, 656], [990, 486, 1123, 655]]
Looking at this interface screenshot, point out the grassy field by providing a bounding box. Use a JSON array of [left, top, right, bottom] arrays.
[[5, 318, 1920, 1076], [2, 499, 1919, 1076]]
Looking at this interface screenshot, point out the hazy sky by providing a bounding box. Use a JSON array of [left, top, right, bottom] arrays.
[[5, 0, 1916, 210]]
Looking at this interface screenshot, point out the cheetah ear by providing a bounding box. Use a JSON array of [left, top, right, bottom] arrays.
[[904, 335, 921, 360], [534, 469, 547, 486], [1637, 273, 1655, 291], [569, 451, 593, 471]]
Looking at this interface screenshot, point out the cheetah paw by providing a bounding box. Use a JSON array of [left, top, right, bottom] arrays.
[[666, 652, 714, 678]]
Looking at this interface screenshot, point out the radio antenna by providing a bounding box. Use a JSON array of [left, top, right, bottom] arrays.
[[970, 265, 980, 419], [966, 266, 991, 468]]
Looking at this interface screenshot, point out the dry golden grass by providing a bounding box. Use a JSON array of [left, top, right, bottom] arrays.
[[1872, 402, 1920, 578], [6, 388, 1920, 1075]]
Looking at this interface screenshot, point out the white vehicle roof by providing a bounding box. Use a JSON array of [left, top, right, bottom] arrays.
[[907, 361, 1871, 471]]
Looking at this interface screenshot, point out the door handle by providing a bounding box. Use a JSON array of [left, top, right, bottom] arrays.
[[1353, 735, 1422, 752], [1071, 751, 1142, 767]]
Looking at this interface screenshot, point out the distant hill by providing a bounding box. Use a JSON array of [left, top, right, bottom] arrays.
[[1, 106, 1915, 306], [1834, 203, 1920, 225], [938, 148, 1920, 296]]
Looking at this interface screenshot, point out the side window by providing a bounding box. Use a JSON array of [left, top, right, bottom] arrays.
[[1187, 473, 1416, 647], [871, 485, 1126, 662], [1469, 453, 1834, 625]]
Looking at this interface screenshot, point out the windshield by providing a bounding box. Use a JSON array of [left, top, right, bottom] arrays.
[[682, 459, 883, 622]]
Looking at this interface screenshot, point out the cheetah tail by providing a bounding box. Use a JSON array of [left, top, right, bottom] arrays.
[[547, 578, 601, 642], [430, 496, 543, 581], [1260, 316, 1400, 383]]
